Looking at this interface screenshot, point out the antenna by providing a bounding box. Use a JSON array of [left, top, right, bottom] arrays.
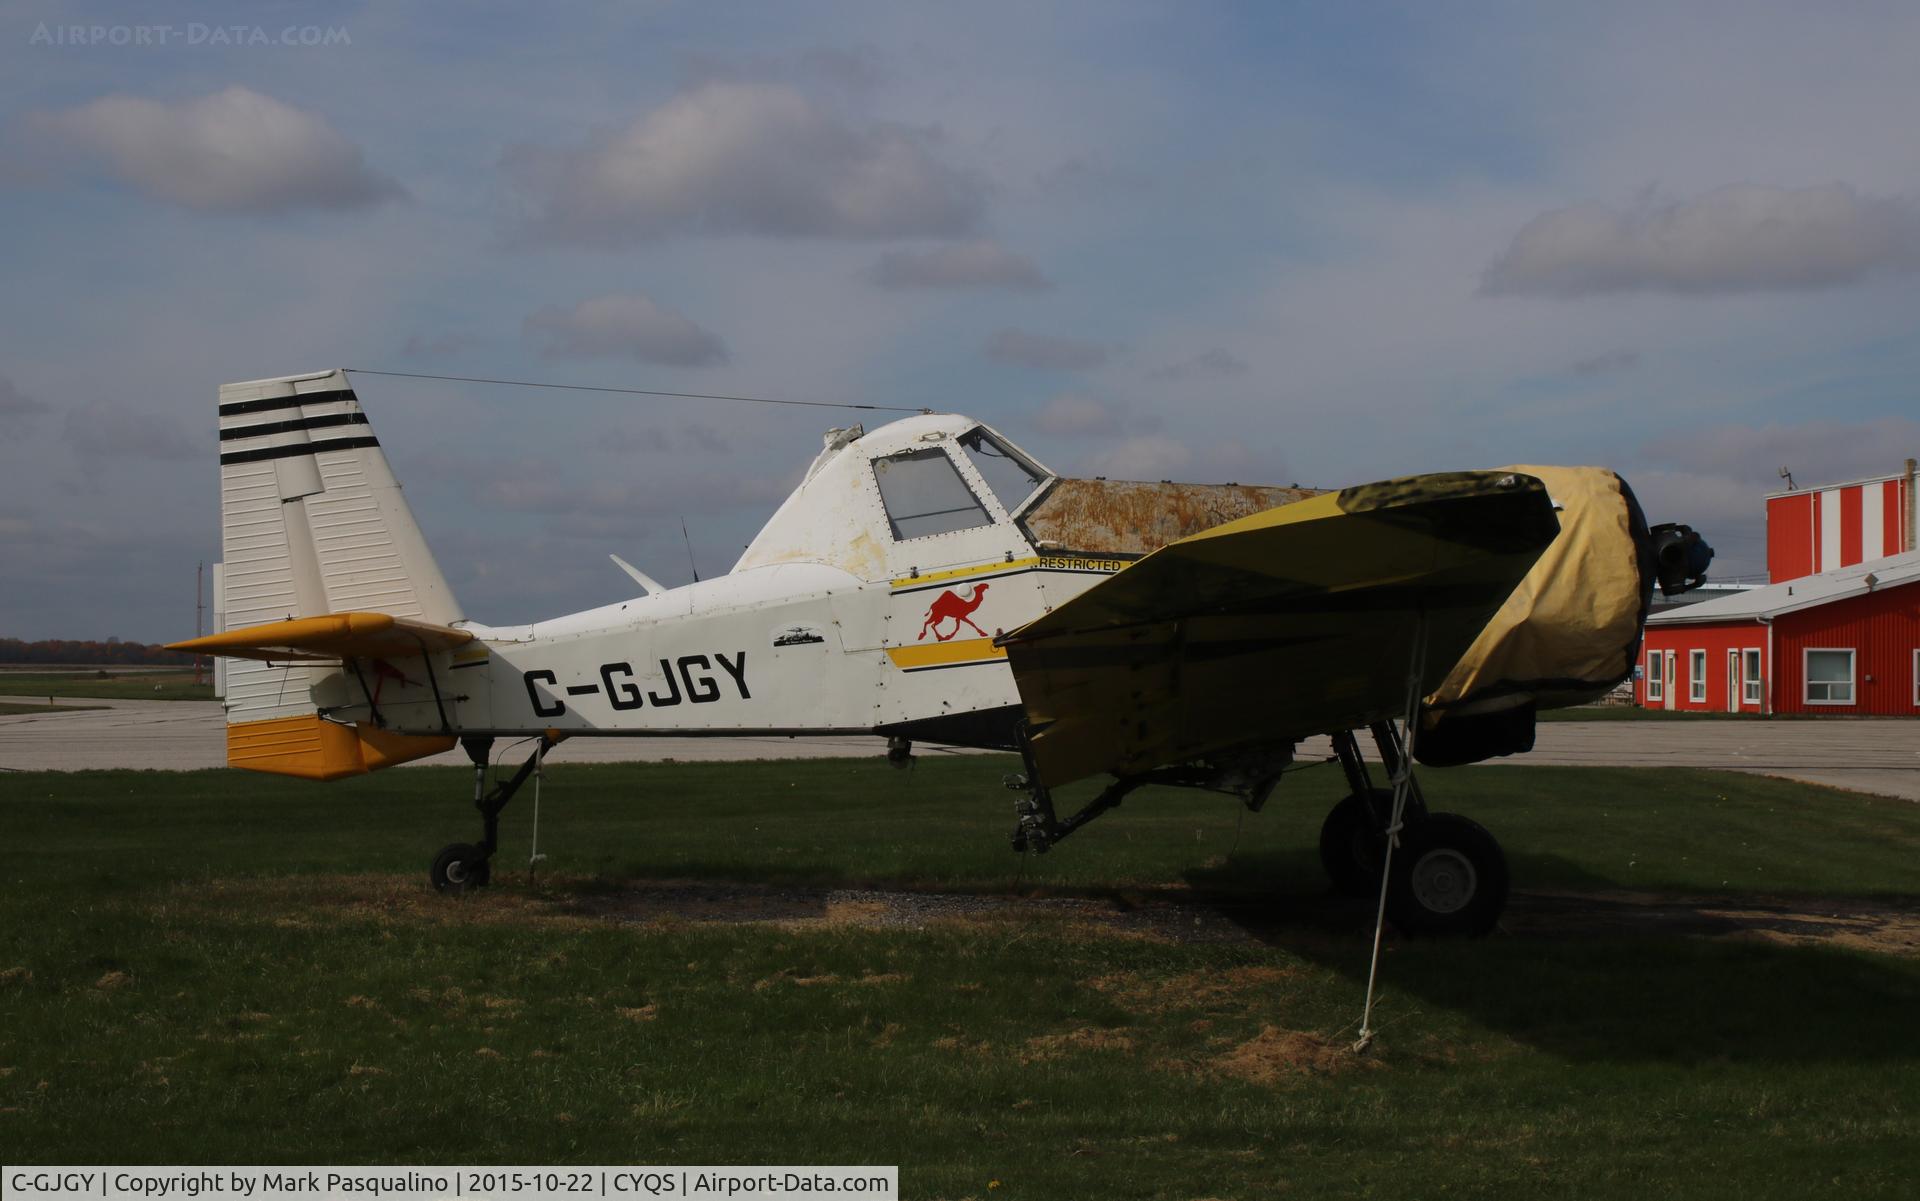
[[343, 367, 930, 414], [681, 518, 700, 583], [1778, 466, 1795, 491]]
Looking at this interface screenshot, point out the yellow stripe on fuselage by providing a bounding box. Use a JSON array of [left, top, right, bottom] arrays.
[[888, 553, 1133, 593], [890, 557, 1042, 591], [884, 638, 1008, 670]]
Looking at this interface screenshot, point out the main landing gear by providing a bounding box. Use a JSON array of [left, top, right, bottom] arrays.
[[1001, 724, 1276, 856], [1000, 719, 1506, 936], [1321, 723, 1508, 936], [429, 734, 553, 894]]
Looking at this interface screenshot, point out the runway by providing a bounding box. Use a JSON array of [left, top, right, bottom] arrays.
[[1297, 720, 1920, 802], [0, 696, 955, 772], [2, 696, 1915, 800]]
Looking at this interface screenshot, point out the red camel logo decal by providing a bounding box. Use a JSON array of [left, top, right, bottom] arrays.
[[918, 583, 990, 642]]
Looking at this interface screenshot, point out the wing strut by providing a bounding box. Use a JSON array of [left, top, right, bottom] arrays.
[[1355, 612, 1429, 1054]]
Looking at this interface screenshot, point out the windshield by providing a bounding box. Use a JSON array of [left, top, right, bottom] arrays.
[[957, 427, 1046, 515], [872, 448, 995, 540]]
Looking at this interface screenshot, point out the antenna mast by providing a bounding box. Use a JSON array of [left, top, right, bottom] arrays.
[[680, 518, 700, 583]]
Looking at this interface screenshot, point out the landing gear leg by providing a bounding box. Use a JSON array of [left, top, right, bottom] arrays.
[[1006, 723, 1144, 854], [1319, 728, 1429, 897], [430, 734, 552, 894]]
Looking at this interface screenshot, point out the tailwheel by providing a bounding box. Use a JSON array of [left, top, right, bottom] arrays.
[[431, 732, 553, 895], [1319, 788, 1426, 897], [1385, 812, 1508, 937], [431, 842, 491, 894]]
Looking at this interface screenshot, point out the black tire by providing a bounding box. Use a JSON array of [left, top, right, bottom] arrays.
[[1385, 812, 1508, 937], [430, 842, 491, 894], [1319, 788, 1427, 897]]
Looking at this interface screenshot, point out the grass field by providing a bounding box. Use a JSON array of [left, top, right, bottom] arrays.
[[3, 758, 1918, 1198], [0, 670, 212, 701]]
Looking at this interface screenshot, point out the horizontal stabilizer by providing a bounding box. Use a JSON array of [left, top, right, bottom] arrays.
[[168, 611, 473, 663]]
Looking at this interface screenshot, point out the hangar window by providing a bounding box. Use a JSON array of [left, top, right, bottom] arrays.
[[872, 448, 993, 540], [1689, 650, 1706, 703], [1742, 649, 1762, 705], [1804, 648, 1855, 705], [956, 427, 1046, 516], [1645, 651, 1663, 701]]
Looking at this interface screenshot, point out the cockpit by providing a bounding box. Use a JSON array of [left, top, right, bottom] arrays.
[[732, 412, 1318, 580], [732, 415, 1057, 578], [871, 427, 1049, 540]]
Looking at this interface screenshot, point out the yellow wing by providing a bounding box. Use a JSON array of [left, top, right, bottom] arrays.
[[999, 470, 1560, 786], [166, 611, 473, 663]]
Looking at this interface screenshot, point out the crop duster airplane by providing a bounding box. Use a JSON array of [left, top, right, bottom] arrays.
[[171, 369, 1712, 936]]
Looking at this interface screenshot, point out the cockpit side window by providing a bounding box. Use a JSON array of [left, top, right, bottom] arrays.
[[872, 448, 994, 540], [957, 427, 1046, 516]]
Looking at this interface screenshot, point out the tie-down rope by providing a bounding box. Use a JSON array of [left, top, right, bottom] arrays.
[[528, 743, 549, 884], [1355, 612, 1429, 1053]]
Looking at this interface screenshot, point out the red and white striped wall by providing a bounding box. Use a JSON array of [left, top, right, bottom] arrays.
[[1766, 473, 1913, 583]]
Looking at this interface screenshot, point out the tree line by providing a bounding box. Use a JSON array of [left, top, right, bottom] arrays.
[[0, 638, 197, 666]]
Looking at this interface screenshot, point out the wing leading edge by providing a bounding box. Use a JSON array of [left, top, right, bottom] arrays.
[[167, 611, 474, 664], [998, 470, 1561, 787]]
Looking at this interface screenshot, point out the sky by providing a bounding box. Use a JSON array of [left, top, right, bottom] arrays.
[[3, 0, 1919, 642]]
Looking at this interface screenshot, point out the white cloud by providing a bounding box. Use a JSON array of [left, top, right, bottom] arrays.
[[1483, 183, 1920, 297], [868, 241, 1050, 291], [24, 86, 402, 214], [1147, 347, 1249, 382], [984, 328, 1111, 371], [1033, 393, 1120, 437], [1088, 435, 1192, 480], [503, 80, 984, 245], [524, 294, 730, 367]]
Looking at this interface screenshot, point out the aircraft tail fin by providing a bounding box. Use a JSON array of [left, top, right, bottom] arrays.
[[194, 369, 461, 777]]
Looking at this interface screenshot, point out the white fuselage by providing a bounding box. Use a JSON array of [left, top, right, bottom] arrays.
[[328, 414, 1122, 743]]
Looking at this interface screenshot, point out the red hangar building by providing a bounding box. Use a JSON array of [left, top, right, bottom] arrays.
[[1636, 460, 1918, 715]]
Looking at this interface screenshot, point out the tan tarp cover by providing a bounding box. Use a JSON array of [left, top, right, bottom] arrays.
[[1424, 465, 1648, 716], [1020, 478, 1323, 556]]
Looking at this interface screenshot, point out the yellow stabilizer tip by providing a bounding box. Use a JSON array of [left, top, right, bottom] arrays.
[[169, 611, 474, 662]]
